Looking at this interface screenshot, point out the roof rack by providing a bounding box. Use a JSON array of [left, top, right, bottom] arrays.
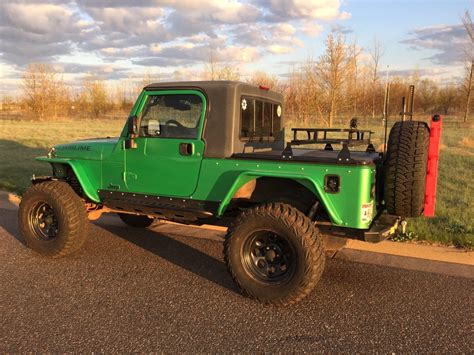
[[282, 127, 376, 163]]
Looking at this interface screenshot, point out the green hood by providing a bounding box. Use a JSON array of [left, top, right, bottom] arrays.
[[54, 137, 119, 160]]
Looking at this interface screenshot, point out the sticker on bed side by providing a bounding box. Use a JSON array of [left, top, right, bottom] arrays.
[[361, 201, 374, 222]]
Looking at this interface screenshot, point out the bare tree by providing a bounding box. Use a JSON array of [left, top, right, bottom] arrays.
[[1, 95, 15, 112], [347, 41, 361, 116], [417, 78, 439, 113], [83, 75, 108, 118], [22, 63, 68, 119], [370, 38, 384, 119], [246, 70, 280, 89], [203, 46, 240, 81], [205, 46, 217, 81], [317, 32, 349, 127], [437, 84, 459, 115], [462, 10, 474, 122], [141, 70, 158, 87]]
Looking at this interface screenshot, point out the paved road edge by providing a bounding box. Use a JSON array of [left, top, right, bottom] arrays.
[[2, 191, 472, 279], [333, 247, 473, 279]]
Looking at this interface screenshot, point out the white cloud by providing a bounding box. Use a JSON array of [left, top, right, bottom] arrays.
[[402, 23, 469, 64], [150, 44, 162, 54], [262, 0, 344, 20], [301, 22, 323, 37], [0, 0, 351, 88], [85, 6, 165, 34], [267, 45, 294, 55], [273, 23, 297, 36], [0, 2, 91, 64], [2, 3, 80, 35]]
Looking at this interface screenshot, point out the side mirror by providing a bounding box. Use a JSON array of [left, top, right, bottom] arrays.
[[128, 115, 138, 135], [125, 115, 138, 149], [147, 120, 161, 136]]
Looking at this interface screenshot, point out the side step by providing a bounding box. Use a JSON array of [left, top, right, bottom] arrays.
[[97, 190, 218, 223]]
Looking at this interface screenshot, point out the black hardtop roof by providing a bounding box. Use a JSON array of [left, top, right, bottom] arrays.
[[144, 80, 283, 102], [144, 80, 284, 158], [145, 80, 243, 90]]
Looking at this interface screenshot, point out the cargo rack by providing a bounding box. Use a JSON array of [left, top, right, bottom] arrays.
[[282, 127, 376, 163]]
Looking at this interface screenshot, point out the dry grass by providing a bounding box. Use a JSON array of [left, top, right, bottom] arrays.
[[459, 137, 474, 148]]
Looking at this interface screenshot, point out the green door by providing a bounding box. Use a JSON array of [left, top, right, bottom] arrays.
[[124, 90, 206, 197]]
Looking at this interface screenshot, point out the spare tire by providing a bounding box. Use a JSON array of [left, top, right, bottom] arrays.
[[384, 120, 430, 217]]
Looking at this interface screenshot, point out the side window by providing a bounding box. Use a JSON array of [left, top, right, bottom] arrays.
[[263, 101, 272, 135], [241, 98, 254, 138], [139, 93, 203, 139], [240, 96, 282, 141], [254, 100, 263, 136]]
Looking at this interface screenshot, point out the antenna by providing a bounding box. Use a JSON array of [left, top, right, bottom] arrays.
[[400, 85, 415, 121], [407, 85, 415, 120], [383, 65, 390, 156]]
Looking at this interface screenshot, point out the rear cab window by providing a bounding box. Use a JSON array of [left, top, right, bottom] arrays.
[[240, 96, 282, 141]]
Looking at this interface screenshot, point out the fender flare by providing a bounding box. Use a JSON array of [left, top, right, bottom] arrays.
[[36, 157, 101, 203], [217, 172, 343, 225]]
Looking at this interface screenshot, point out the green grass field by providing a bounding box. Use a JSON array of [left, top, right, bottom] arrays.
[[0, 116, 472, 248]]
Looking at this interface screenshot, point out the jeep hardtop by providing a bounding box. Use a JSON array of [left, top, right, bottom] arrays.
[[19, 81, 436, 305]]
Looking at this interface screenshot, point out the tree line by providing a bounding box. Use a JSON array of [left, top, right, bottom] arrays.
[[2, 11, 472, 125]]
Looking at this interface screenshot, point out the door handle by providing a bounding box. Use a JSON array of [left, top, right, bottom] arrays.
[[179, 143, 194, 155]]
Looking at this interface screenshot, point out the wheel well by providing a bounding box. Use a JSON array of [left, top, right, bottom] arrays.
[[50, 163, 85, 198], [230, 177, 325, 216]]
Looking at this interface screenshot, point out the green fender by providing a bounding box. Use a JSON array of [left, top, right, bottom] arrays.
[[36, 157, 101, 203], [217, 172, 343, 225]]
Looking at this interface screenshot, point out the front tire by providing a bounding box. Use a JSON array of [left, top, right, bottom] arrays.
[[18, 181, 89, 258], [224, 203, 325, 306]]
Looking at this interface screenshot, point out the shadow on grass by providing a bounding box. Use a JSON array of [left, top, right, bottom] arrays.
[[96, 222, 240, 294], [0, 139, 49, 194]]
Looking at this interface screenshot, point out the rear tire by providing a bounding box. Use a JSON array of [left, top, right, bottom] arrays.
[[118, 213, 160, 228], [18, 181, 89, 258], [224, 203, 325, 306], [384, 121, 430, 217]]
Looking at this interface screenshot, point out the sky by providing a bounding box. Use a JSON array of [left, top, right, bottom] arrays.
[[0, 0, 472, 97]]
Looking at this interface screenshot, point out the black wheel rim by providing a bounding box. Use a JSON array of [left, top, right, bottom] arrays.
[[242, 231, 296, 284], [28, 201, 59, 241]]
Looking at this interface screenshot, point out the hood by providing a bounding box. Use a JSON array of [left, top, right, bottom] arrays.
[[53, 137, 119, 160]]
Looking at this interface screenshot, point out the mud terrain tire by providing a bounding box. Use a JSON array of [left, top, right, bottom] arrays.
[[224, 203, 325, 306], [19, 180, 89, 258], [384, 121, 430, 217]]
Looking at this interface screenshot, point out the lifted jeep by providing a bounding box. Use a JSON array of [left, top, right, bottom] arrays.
[[19, 81, 435, 305]]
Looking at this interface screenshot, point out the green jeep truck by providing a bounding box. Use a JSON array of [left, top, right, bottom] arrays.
[[18, 81, 432, 305]]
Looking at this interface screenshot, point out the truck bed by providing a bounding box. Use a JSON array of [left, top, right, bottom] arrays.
[[233, 148, 381, 166]]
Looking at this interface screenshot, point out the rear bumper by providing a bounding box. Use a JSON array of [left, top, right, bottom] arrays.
[[316, 213, 400, 243], [363, 214, 400, 243]]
